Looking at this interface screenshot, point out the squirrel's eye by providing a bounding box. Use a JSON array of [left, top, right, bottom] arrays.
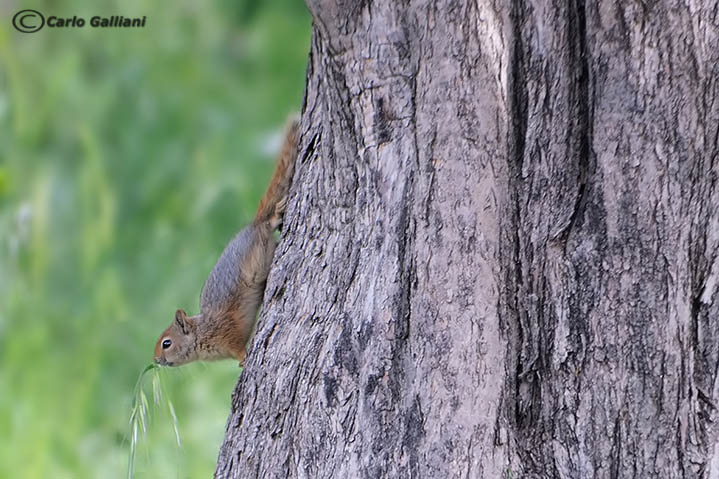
[[162, 338, 172, 349]]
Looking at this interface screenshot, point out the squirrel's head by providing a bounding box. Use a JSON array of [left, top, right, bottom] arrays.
[[154, 309, 198, 366]]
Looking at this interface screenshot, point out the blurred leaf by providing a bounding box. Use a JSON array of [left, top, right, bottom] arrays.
[[0, 167, 8, 196]]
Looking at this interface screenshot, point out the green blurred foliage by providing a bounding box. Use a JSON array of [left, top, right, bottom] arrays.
[[0, 0, 311, 477]]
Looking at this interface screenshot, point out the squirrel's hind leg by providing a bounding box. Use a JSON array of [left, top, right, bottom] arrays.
[[269, 196, 287, 231]]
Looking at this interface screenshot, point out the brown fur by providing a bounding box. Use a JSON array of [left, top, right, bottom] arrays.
[[255, 117, 298, 225], [154, 117, 299, 367]]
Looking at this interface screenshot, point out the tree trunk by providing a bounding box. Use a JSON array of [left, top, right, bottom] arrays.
[[216, 1, 719, 477]]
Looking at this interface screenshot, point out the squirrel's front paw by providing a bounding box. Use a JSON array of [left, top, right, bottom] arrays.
[[237, 348, 246, 368]]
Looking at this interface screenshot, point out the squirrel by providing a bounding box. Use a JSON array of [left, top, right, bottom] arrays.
[[154, 118, 299, 367]]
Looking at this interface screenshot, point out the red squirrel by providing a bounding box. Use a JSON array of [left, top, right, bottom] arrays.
[[153, 119, 299, 367]]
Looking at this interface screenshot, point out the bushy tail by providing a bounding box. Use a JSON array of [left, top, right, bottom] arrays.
[[255, 116, 300, 227]]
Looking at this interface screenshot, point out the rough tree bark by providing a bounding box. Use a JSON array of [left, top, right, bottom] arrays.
[[216, 1, 719, 477]]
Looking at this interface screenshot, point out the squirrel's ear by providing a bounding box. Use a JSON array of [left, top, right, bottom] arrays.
[[175, 309, 190, 334]]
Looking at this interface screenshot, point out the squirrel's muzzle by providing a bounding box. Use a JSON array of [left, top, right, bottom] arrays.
[[154, 357, 172, 367]]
